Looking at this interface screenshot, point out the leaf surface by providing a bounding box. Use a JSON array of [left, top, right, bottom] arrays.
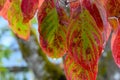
[[82, 0, 104, 31], [69, 0, 81, 13], [0, 0, 11, 19], [21, 0, 39, 22], [0, 0, 6, 10], [7, 0, 30, 40], [111, 23, 120, 68], [38, 0, 44, 8], [37, 0, 67, 58], [101, 0, 120, 17], [67, 9, 103, 70], [108, 17, 119, 31], [93, 0, 112, 44], [69, 0, 104, 31], [64, 55, 98, 80], [56, 0, 69, 26]]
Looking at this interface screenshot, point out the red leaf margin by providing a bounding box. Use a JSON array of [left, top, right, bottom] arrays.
[[111, 21, 120, 68]]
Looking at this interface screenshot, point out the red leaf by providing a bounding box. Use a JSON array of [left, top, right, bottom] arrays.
[[0, 0, 11, 19], [67, 9, 103, 70], [37, 0, 67, 58], [0, 0, 6, 10], [21, 0, 39, 23], [7, 0, 30, 40], [69, 0, 104, 31], [94, 0, 112, 45], [101, 0, 120, 17], [82, 0, 104, 31], [38, 0, 44, 8], [69, 0, 81, 12], [69, 0, 81, 19], [64, 55, 98, 80], [111, 23, 120, 68], [106, 0, 120, 17]]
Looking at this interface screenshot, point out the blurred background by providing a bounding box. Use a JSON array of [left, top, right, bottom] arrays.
[[0, 15, 120, 80]]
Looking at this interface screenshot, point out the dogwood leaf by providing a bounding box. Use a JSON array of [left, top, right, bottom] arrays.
[[111, 22, 120, 68], [0, 0, 11, 19], [64, 55, 98, 80], [67, 9, 103, 70], [82, 0, 104, 31], [100, 0, 120, 17], [21, 0, 39, 23], [7, 0, 30, 40], [0, 0, 6, 10], [37, 0, 67, 58]]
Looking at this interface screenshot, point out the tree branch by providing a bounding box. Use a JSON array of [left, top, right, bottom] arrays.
[[0, 66, 28, 72]]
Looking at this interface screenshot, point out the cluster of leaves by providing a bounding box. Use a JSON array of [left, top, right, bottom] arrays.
[[0, 0, 120, 80]]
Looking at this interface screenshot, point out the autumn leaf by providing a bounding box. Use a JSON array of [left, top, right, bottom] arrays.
[[0, 0, 6, 10], [64, 55, 98, 80], [100, 0, 120, 17], [56, 0, 69, 26], [38, 0, 44, 8], [69, 0, 104, 31], [37, 0, 67, 58], [0, 0, 11, 19], [106, 0, 120, 17], [67, 9, 103, 70], [21, 0, 39, 23], [7, 0, 30, 40], [111, 22, 120, 68], [93, 0, 112, 46], [69, 0, 81, 13], [108, 17, 119, 31], [82, 0, 104, 31]]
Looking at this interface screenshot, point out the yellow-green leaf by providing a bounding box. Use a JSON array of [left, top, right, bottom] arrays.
[[7, 0, 30, 40]]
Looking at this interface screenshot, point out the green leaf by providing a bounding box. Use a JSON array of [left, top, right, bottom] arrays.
[[67, 9, 103, 70], [37, 0, 67, 58], [7, 0, 30, 40]]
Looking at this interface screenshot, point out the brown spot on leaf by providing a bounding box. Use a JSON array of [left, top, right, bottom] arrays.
[[18, 28, 21, 31]]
